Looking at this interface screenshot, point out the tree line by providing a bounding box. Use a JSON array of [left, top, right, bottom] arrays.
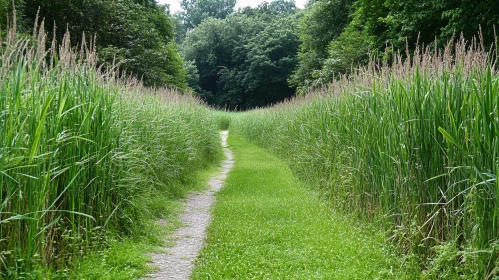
[[1, 0, 187, 89], [180, 0, 299, 109], [177, 0, 499, 108], [2, 0, 499, 108], [290, 0, 499, 93]]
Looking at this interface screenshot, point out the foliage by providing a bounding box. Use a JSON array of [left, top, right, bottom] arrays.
[[184, 59, 202, 93], [183, 2, 300, 109], [0, 0, 8, 29], [0, 0, 25, 32], [21, 0, 187, 89], [292, 0, 499, 92], [96, 1, 187, 88], [289, 0, 355, 91], [0, 24, 221, 278], [361, 0, 499, 52], [242, 15, 299, 107], [231, 40, 499, 277], [178, 0, 236, 30], [239, 0, 296, 17], [172, 14, 188, 45], [314, 13, 371, 86]]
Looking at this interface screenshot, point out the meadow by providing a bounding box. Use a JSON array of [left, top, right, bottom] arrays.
[[2, 9, 499, 278], [230, 37, 499, 278], [0, 20, 221, 278]]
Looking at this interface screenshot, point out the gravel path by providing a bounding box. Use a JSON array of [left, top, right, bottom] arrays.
[[148, 131, 234, 280]]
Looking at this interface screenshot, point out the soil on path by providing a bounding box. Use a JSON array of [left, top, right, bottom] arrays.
[[148, 131, 234, 280]]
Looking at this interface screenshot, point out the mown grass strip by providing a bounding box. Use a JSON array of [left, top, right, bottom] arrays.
[[192, 134, 404, 279]]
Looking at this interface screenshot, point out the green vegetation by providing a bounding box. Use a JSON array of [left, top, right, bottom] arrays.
[[2, 0, 499, 277], [289, 0, 355, 91], [178, 0, 237, 31], [182, 1, 299, 109], [292, 0, 499, 93], [1, 0, 187, 89], [70, 239, 156, 280], [0, 22, 221, 278], [70, 164, 221, 280], [230, 40, 499, 278], [5, 0, 499, 108], [192, 134, 405, 279], [212, 110, 232, 130], [175, 0, 499, 107]]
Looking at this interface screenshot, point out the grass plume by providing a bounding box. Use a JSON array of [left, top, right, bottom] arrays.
[[0, 15, 221, 278]]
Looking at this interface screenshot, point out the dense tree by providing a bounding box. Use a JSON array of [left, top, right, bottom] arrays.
[[178, 0, 236, 30], [183, 2, 299, 109], [184, 59, 203, 93], [1, 0, 26, 32], [172, 14, 188, 45], [239, 0, 296, 17], [183, 15, 260, 106], [20, 0, 187, 89], [242, 15, 299, 107], [289, 0, 355, 92], [0, 0, 8, 29], [315, 13, 371, 85], [291, 0, 499, 92], [96, 1, 187, 88], [10, 0, 498, 102], [375, 0, 499, 50]]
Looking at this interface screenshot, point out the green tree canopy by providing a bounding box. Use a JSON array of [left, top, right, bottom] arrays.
[[21, 0, 187, 89], [179, 0, 236, 30], [183, 2, 300, 109], [242, 15, 299, 107], [289, 0, 355, 91], [1, 0, 26, 32], [0, 0, 8, 29], [291, 0, 499, 93]]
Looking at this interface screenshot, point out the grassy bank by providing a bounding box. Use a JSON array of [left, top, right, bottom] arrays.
[[192, 134, 406, 279], [230, 38, 499, 278], [0, 23, 222, 278]]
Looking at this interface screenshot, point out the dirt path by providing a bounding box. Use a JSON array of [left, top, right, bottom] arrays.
[[148, 131, 234, 280]]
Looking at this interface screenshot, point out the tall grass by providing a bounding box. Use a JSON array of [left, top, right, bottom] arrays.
[[231, 36, 499, 278], [0, 17, 221, 278]]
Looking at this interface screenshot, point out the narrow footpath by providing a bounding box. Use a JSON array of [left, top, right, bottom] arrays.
[[190, 134, 405, 279], [149, 131, 234, 279]]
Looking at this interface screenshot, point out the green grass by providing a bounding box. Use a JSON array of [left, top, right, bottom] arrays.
[[192, 134, 406, 279], [211, 110, 232, 130]]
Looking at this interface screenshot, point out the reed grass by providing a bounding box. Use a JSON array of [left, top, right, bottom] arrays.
[[231, 35, 499, 278], [0, 17, 221, 278]]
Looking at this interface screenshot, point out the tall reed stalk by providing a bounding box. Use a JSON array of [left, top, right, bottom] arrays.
[[0, 16, 221, 278], [231, 35, 499, 278]]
